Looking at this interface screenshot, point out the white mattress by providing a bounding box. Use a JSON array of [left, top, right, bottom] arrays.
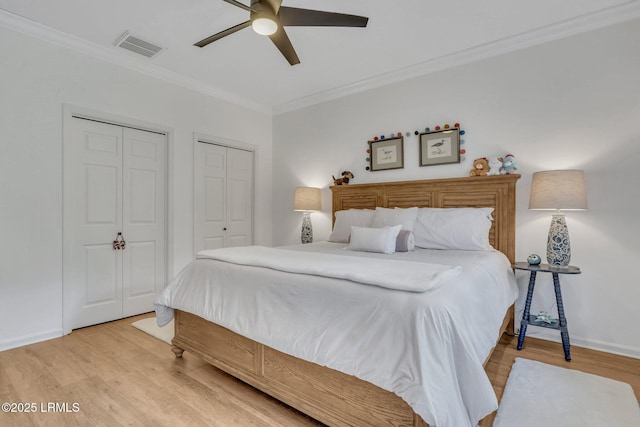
[[155, 242, 518, 427]]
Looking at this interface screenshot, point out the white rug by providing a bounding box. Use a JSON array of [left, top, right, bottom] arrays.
[[131, 317, 174, 345], [494, 358, 640, 427]]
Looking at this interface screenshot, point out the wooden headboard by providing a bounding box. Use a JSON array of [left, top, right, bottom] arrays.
[[330, 174, 520, 263]]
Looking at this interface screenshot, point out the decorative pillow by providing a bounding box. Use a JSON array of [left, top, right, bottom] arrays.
[[413, 207, 494, 251], [395, 230, 415, 252], [329, 209, 375, 243], [347, 225, 402, 254], [370, 207, 418, 231]]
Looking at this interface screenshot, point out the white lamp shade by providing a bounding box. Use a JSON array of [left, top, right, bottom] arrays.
[[529, 170, 587, 210], [294, 187, 321, 211]]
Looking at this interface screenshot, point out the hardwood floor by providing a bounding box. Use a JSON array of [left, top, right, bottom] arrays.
[[1, 313, 638, 426]]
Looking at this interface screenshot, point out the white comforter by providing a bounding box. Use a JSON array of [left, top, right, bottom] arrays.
[[196, 245, 462, 292], [155, 242, 518, 427]]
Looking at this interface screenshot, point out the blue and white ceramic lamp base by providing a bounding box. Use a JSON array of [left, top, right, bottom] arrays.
[[301, 211, 313, 244], [547, 212, 571, 267]]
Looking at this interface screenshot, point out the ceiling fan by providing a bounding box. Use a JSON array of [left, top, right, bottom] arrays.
[[194, 0, 369, 66]]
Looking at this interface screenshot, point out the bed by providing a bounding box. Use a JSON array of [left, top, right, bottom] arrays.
[[156, 174, 520, 427]]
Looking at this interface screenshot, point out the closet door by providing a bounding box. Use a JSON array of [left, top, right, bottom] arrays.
[[64, 118, 166, 330], [194, 142, 253, 253], [195, 143, 226, 251], [121, 128, 166, 317], [225, 147, 253, 247], [64, 120, 124, 329]]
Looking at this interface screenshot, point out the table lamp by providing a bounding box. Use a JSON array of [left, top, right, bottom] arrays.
[[529, 170, 587, 267], [294, 187, 321, 244]]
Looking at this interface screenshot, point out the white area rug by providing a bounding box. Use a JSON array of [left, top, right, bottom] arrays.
[[494, 358, 640, 427], [131, 317, 174, 345]]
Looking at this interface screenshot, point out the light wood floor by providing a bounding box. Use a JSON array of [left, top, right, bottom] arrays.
[[1, 313, 639, 427]]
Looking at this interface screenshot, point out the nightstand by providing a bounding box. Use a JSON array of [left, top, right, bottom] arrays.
[[513, 262, 581, 361]]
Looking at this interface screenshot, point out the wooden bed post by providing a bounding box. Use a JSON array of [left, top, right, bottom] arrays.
[[171, 345, 184, 358]]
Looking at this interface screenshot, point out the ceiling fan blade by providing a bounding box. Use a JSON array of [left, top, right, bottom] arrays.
[[268, 27, 300, 65], [278, 7, 368, 27], [222, 0, 253, 12], [194, 20, 251, 47]]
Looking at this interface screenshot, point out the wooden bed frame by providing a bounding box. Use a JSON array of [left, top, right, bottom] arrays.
[[171, 174, 520, 427]]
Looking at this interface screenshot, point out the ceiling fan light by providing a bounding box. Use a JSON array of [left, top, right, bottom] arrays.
[[252, 17, 278, 35]]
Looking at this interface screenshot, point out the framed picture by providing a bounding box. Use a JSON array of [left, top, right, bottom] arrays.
[[419, 128, 460, 166], [369, 137, 404, 171]]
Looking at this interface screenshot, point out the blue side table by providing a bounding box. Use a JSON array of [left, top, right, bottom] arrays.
[[514, 262, 581, 361]]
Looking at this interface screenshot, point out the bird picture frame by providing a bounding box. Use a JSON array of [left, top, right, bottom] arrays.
[[369, 136, 404, 171], [419, 128, 460, 166]]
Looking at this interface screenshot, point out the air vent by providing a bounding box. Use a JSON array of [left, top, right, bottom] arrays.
[[114, 31, 164, 58]]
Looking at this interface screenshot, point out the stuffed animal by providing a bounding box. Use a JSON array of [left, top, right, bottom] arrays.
[[332, 171, 354, 185], [500, 154, 518, 175], [487, 156, 503, 176], [469, 158, 489, 176]]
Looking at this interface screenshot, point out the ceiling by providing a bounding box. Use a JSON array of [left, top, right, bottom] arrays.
[[0, 0, 638, 114]]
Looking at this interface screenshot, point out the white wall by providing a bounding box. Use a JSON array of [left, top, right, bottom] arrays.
[[0, 26, 273, 350], [273, 19, 640, 358]]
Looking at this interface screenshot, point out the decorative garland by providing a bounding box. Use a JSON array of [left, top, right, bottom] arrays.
[[365, 123, 466, 171]]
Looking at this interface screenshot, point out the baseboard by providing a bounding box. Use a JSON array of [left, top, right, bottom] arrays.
[[524, 329, 640, 360], [0, 329, 63, 352], [579, 338, 640, 360], [4, 325, 640, 360]]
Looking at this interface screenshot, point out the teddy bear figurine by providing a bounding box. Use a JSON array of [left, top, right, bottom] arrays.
[[487, 156, 503, 176], [469, 158, 489, 176], [500, 154, 518, 175]]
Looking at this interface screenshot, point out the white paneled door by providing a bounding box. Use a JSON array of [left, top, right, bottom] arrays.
[[194, 142, 253, 253], [64, 118, 166, 330]]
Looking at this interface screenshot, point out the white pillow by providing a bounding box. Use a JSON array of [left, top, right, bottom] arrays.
[[347, 225, 402, 254], [370, 207, 418, 231], [395, 230, 415, 252], [329, 209, 375, 243], [413, 207, 494, 251]]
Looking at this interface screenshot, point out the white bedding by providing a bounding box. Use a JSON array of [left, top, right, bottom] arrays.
[[155, 242, 518, 427], [196, 245, 462, 292]]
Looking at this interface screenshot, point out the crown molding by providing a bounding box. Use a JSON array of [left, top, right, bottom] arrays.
[[2, 2, 639, 117], [273, 1, 640, 115], [0, 9, 272, 115]]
